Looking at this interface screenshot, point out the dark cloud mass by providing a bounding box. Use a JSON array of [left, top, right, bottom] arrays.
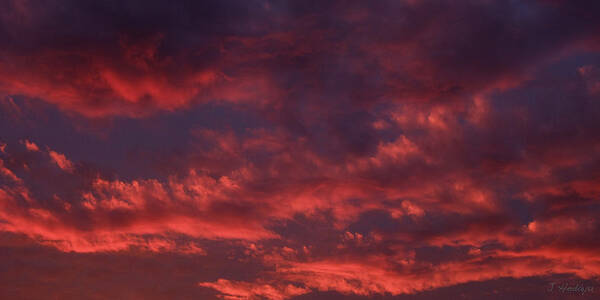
[[1, 0, 600, 299]]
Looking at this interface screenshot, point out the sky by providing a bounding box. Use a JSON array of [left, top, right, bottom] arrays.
[[1, 0, 600, 299]]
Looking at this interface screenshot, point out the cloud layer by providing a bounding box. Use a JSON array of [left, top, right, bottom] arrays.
[[1, 0, 600, 299]]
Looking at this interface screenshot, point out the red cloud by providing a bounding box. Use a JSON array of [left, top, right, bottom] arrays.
[[2, 1, 600, 298], [21, 139, 39, 152], [198, 279, 308, 300], [48, 150, 74, 172]]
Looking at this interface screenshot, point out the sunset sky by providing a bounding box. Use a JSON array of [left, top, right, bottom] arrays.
[[1, 0, 600, 299]]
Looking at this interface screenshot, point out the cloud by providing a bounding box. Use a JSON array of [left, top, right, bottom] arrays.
[[198, 279, 308, 300], [48, 150, 74, 172], [2, 1, 600, 299], [1, 0, 599, 118], [21, 139, 39, 152]]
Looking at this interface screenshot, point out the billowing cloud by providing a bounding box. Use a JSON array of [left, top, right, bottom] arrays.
[[2, 0, 600, 299]]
